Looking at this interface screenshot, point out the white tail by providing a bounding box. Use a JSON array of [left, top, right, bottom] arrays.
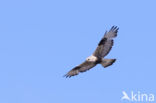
[[101, 59, 116, 68]]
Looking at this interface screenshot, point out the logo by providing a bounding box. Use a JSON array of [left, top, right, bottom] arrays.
[[121, 91, 155, 102]]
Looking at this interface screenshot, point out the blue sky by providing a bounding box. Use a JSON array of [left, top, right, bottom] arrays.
[[0, 0, 156, 103]]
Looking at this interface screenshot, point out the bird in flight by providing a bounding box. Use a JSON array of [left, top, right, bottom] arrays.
[[64, 26, 119, 78]]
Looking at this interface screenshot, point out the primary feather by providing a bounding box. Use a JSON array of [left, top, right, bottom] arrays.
[[64, 61, 96, 78]]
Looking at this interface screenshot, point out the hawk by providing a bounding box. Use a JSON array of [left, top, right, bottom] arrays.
[[64, 26, 119, 78]]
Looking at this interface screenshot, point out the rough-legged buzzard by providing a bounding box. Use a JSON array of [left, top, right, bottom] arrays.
[[64, 26, 119, 78]]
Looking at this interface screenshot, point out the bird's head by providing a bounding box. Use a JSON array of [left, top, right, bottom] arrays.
[[86, 55, 97, 62]]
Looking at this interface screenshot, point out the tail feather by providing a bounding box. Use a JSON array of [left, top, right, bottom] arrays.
[[101, 59, 116, 68]]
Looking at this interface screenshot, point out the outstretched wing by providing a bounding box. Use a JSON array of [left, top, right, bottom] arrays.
[[93, 26, 119, 58], [64, 61, 97, 78]]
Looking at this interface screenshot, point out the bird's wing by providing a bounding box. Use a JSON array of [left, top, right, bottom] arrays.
[[64, 61, 97, 78], [93, 26, 119, 58]]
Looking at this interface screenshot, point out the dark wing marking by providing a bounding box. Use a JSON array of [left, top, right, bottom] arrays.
[[64, 61, 97, 78], [93, 26, 119, 58]]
